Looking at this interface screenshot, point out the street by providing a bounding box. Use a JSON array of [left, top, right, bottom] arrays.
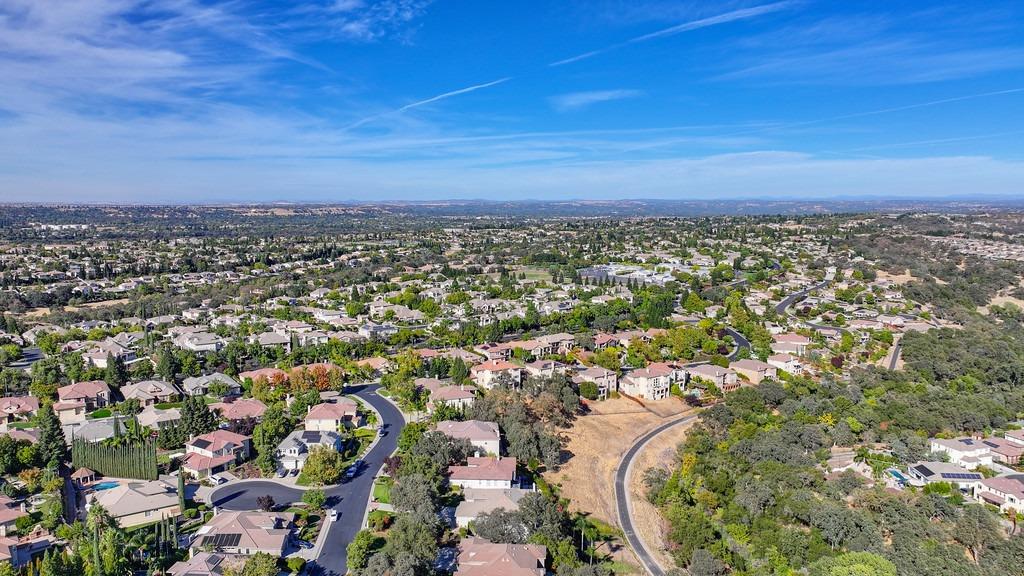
[[208, 382, 405, 576]]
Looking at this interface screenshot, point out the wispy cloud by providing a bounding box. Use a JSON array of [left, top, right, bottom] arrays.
[[318, 0, 434, 42], [549, 89, 643, 111], [550, 1, 796, 66], [347, 77, 512, 129]]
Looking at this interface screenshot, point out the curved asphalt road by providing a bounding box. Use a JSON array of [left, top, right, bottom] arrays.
[[615, 414, 697, 576], [209, 383, 405, 576]]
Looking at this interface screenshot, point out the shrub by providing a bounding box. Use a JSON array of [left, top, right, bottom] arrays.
[[286, 557, 306, 574], [183, 508, 198, 519]]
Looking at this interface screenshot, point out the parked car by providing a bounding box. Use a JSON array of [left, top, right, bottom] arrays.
[[209, 475, 227, 485], [328, 509, 338, 521]]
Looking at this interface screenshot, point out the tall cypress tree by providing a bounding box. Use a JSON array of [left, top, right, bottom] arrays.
[[37, 403, 68, 469]]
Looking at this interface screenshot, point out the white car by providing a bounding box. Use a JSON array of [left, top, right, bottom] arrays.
[[208, 474, 227, 485], [328, 509, 338, 521]]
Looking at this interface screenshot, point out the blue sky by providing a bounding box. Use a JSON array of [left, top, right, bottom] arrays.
[[1, 0, 1023, 203]]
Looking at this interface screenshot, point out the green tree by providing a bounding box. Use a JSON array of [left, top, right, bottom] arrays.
[[180, 395, 218, 437], [808, 552, 897, 576], [238, 552, 279, 576], [299, 446, 344, 486], [302, 488, 327, 510], [346, 530, 384, 573], [37, 403, 69, 469]]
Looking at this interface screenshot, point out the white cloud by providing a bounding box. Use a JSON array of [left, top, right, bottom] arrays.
[[550, 1, 795, 66], [549, 89, 644, 111]]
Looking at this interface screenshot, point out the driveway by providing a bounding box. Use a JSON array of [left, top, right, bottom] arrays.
[[208, 382, 405, 576]]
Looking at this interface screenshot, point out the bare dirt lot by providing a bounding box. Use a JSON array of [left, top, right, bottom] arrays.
[[546, 395, 694, 569]]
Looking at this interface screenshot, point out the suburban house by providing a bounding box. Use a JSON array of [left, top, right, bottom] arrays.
[[929, 438, 994, 469], [771, 333, 811, 356], [253, 331, 291, 351], [435, 420, 501, 456], [685, 364, 740, 393], [523, 359, 567, 379], [0, 396, 39, 424], [304, 400, 360, 431], [90, 479, 181, 528], [448, 457, 518, 490], [619, 365, 671, 400], [421, 380, 476, 412], [455, 488, 532, 528], [277, 430, 343, 472], [190, 511, 295, 557], [907, 461, 983, 491], [120, 380, 179, 406], [168, 552, 228, 576], [172, 331, 226, 352], [55, 380, 111, 424], [537, 332, 576, 355], [212, 398, 268, 422], [0, 528, 55, 568], [136, 406, 181, 429], [593, 333, 620, 350], [572, 366, 618, 399], [470, 360, 523, 389], [974, 475, 1024, 515], [182, 373, 241, 398], [183, 430, 252, 479], [729, 359, 777, 384], [930, 436, 1024, 467], [455, 537, 546, 576], [0, 496, 28, 537], [238, 367, 289, 385], [57, 380, 110, 410], [767, 353, 802, 373]]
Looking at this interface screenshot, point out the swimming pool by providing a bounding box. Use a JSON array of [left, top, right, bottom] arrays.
[[92, 481, 119, 491]]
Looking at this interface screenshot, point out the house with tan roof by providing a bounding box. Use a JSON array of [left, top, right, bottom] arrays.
[[190, 511, 294, 558], [435, 420, 501, 455], [55, 380, 110, 424], [211, 398, 267, 422], [121, 380, 179, 406], [183, 430, 252, 478], [449, 457, 518, 490], [304, 400, 360, 431], [573, 366, 618, 399], [470, 359, 522, 389], [685, 364, 740, 393], [729, 359, 777, 384], [90, 479, 180, 528], [620, 364, 671, 400], [455, 488, 532, 528], [168, 552, 230, 576], [0, 396, 38, 424], [0, 496, 28, 537], [238, 367, 289, 384], [767, 353, 802, 373], [974, 475, 1024, 515], [455, 537, 546, 576], [771, 333, 811, 356], [0, 528, 55, 568]]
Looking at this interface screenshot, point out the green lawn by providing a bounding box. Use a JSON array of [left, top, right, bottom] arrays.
[[87, 408, 112, 419], [373, 479, 392, 504]]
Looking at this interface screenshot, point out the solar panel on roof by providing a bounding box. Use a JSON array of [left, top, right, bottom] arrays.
[[915, 465, 934, 476], [201, 533, 241, 548], [192, 439, 211, 449]]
